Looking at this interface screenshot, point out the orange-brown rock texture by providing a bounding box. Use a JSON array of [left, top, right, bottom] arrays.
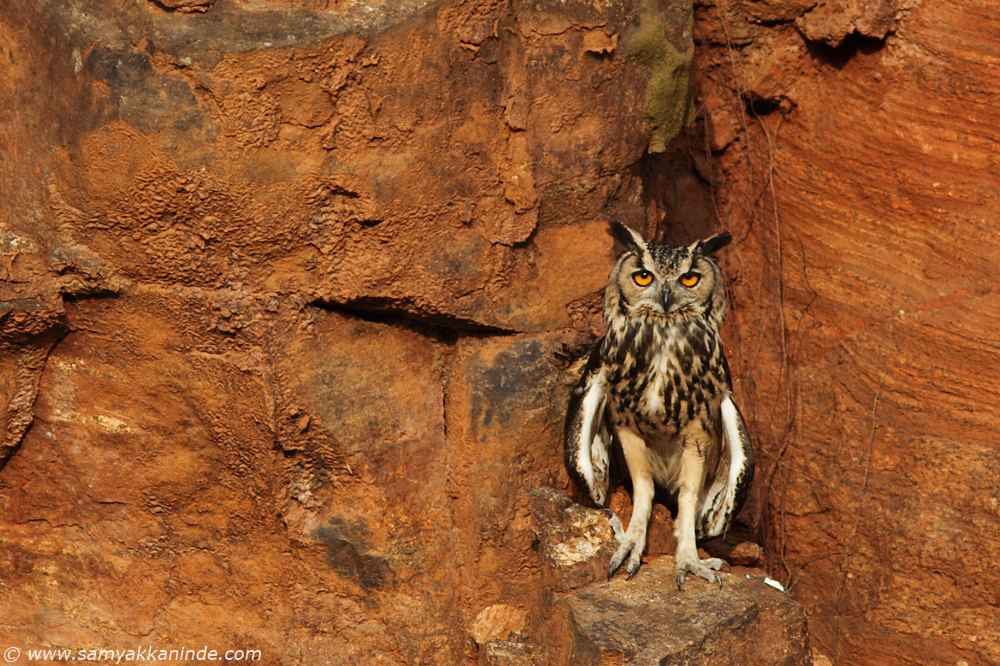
[[690, 0, 1000, 664], [0, 0, 698, 663], [2, 0, 998, 664]]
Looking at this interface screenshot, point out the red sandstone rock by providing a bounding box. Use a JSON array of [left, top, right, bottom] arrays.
[[1, 0, 994, 663], [531, 488, 810, 665], [796, 0, 902, 47], [0, 0, 693, 662], [530, 487, 618, 592], [552, 556, 811, 665], [690, 1, 1000, 664], [470, 604, 528, 646]]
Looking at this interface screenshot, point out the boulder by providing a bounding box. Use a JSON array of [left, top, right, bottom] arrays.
[[530, 487, 618, 592], [559, 557, 811, 666], [531, 488, 811, 665]]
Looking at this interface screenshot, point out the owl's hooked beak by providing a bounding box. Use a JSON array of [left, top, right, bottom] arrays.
[[661, 285, 673, 313]]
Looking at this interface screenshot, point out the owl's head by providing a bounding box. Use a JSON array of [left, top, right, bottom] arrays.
[[605, 222, 732, 325]]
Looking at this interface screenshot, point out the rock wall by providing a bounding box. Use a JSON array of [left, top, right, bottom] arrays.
[[0, 0, 699, 663], [3, 0, 998, 664], [689, 1, 1000, 664]]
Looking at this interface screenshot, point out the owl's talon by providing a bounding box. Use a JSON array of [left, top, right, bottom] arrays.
[[607, 550, 626, 579], [704, 557, 727, 571], [675, 554, 725, 589], [607, 532, 645, 580], [626, 558, 641, 580]]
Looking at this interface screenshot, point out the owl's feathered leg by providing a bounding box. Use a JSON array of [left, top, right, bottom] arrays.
[[674, 438, 726, 589], [607, 428, 655, 580]]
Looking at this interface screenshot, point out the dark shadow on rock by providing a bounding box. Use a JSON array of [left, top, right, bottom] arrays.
[[803, 31, 888, 70], [633, 124, 719, 246], [314, 519, 395, 590]]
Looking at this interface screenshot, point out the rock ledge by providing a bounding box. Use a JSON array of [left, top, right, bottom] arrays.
[[529, 488, 811, 666]]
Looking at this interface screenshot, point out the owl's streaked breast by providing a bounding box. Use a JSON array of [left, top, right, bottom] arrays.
[[602, 317, 728, 441]]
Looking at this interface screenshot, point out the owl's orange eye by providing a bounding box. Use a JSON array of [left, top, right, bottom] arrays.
[[632, 270, 654, 287], [680, 272, 701, 288]]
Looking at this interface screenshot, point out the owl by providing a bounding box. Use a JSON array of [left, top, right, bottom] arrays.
[[564, 222, 754, 588]]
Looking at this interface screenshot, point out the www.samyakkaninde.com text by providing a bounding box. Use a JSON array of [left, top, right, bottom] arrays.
[[12, 646, 261, 663]]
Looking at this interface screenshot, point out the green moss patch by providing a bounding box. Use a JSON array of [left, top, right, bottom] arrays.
[[628, 2, 694, 153]]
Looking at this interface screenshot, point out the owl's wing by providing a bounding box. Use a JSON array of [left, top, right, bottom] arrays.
[[697, 395, 755, 538], [563, 345, 612, 506]]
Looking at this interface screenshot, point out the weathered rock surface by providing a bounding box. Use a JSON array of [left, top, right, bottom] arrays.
[[559, 557, 811, 666], [470, 604, 528, 646], [796, 0, 904, 47], [479, 639, 539, 666], [530, 488, 810, 665], [528, 488, 811, 666], [0, 0, 697, 663], [690, 0, 1000, 664], [2, 0, 996, 662], [530, 486, 618, 592]]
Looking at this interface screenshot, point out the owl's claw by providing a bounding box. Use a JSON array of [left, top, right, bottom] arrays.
[[626, 558, 641, 580], [607, 532, 645, 580], [675, 555, 727, 589], [607, 552, 624, 580]]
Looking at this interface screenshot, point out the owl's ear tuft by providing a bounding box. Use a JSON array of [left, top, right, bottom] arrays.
[[609, 222, 647, 253], [693, 232, 733, 257]]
